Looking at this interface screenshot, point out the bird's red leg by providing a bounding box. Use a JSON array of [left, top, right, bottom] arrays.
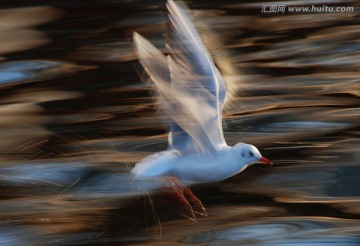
[[182, 186, 207, 217], [163, 176, 207, 220], [171, 184, 196, 221]]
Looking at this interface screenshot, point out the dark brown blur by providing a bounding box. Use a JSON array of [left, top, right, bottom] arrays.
[[0, 0, 359, 245]]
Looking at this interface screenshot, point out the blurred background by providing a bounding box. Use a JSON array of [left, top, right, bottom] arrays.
[[0, 0, 359, 245]]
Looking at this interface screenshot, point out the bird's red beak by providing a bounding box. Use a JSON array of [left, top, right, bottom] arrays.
[[259, 157, 272, 166]]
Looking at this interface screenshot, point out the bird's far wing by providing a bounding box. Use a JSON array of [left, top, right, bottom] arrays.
[[133, 32, 170, 101], [165, 0, 227, 154]]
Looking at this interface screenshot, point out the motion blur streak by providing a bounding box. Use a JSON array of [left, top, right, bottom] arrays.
[[0, 0, 358, 245]]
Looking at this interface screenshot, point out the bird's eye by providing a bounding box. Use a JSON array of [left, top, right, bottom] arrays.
[[241, 152, 245, 157], [249, 152, 254, 157]]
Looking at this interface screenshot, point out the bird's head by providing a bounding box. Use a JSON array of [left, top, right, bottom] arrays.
[[233, 143, 272, 167]]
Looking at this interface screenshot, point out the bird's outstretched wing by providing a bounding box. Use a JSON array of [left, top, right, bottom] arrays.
[[133, 0, 226, 155]]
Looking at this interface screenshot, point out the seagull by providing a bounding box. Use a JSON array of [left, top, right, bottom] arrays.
[[131, 0, 272, 220]]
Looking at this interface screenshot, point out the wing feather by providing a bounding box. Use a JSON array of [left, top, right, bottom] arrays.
[[166, 0, 227, 153], [133, 0, 227, 155]]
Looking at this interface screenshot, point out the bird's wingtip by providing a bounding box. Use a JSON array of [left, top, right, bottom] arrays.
[[133, 31, 142, 41], [133, 32, 150, 51], [134, 32, 150, 44], [167, 0, 189, 15], [167, 0, 175, 6]]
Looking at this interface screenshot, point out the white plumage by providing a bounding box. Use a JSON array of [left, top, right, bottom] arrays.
[[131, 0, 271, 217]]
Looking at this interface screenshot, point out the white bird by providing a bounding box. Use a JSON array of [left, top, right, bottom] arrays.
[[131, 0, 271, 220]]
